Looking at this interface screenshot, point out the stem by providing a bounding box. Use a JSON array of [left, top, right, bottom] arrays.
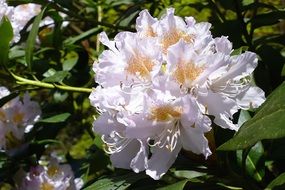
[[11, 73, 92, 93]]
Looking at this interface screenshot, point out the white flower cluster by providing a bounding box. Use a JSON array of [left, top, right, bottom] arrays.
[[89, 8, 265, 180], [0, 1, 42, 42], [0, 86, 41, 150], [0, 1, 67, 43], [16, 158, 82, 190]]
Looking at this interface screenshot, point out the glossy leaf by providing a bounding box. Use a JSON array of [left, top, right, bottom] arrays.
[[266, 172, 285, 190], [39, 113, 71, 123], [157, 179, 189, 190], [83, 173, 146, 190], [42, 71, 70, 82], [218, 82, 285, 150]]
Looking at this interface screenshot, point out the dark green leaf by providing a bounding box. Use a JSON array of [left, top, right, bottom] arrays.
[[218, 82, 285, 150], [25, 7, 46, 71], [251, 11, 285, 29], [266, 172, 285, 190], [39, 113, 71, 123], [236, 142, 265, 181], [157, 179, 189, 190], [42, 71, 70, 82], [83, 173, 146, 190]]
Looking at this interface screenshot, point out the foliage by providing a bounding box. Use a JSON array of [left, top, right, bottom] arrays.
[[0, 0, 285, 189]]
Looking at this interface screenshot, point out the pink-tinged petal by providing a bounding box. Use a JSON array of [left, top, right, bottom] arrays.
[[146, 143, 182, 180], [110, 139, 143, 170], [236, 86, 265, 110], [198, 90, 239, 130]]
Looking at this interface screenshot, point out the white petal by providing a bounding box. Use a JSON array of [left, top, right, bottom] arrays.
[[110, 139, 142, 170], [180, 126, 212, 158], [236, 86, 265, 110], [92, 113, 125, 135], [130, 140, 148, 173], [146, 143, 182, 180], [198, 90, 239, 130], [214, 36, 232, 54]]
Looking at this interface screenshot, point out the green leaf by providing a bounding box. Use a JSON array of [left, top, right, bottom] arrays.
[[231, 46, 249, 56], [218, 82, 285, 150], [42, 71, 71, 83], [62, 51, 78, 71], [236, 142, 265, 181], [281, 64, 285, 77], [25, 7, 46, 71], [266, 172, 285, 190], [63, 27, 102, 45], [157, 179, 189, 190], [0, 16, 13, 66], [173, 170, 207, 179], [83, 173, 146, 190], [250, 11, 285, 29], [39, 113, 71, 123]]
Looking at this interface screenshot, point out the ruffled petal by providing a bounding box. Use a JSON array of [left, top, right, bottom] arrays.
[[236, 86, 265, 110], [146, 143, 182, 180]]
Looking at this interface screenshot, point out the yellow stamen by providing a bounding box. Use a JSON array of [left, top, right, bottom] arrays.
[[149, 105, 182, 122], [47, 165, 60, 177], [162, 30, 193, 53], [173, 60, 204, 86], [40, 182, 54, 190], [0, 110, 6, 121], [125, 52, 154, 79], [12, 112, 24, 124]]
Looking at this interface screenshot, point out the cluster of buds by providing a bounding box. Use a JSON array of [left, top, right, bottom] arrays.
[[90, 8, 265, 180]]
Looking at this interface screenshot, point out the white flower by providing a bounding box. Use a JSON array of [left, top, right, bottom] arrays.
[[16, 158, 82, 190], [95, 31, 163, 88], [0, 87, 41, 150], [90, 8, 266, 180], [165, 39, 265, 130], [93, 113, 148, 173]]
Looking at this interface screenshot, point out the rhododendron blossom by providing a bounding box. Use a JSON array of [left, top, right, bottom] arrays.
[[0, 87, 41, 150], [89, 8, 265, 180], [16, 158, 82, 190]]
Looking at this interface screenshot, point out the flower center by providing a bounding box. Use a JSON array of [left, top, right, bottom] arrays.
[[149, 105, 182, 122], [40, 182, 54, 190], [0, 110, 6, 121], [162, 30, 193, 53], [173, 60, 204, 87], [12, 111, 24, 124], [47, 165, 60, 177], [125, 53, 154, 79]]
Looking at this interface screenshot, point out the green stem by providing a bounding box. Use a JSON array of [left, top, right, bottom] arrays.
[[11, 73, 92, 93]]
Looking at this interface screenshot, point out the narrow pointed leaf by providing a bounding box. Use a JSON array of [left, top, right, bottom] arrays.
[[25, 7, 47, 71]]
